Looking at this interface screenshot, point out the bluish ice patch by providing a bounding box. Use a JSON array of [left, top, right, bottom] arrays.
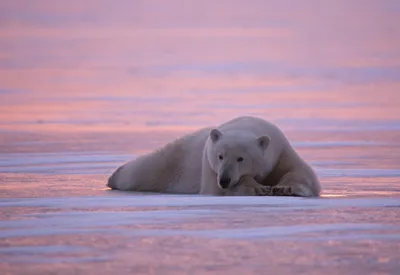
[[7, 141, 66, 146], [186, 84, 333, 94], [146, 61, 282, 74], [1, 198, 399, 240], [0, 152, 131, 167], [0, 54, 63, 70], [0, 8, 99, 27], [0, 89, 26, 95], [143, 61, 400, 83], [293, 141, 395, 148], [1, 196, 399, 209], [311, 160, 357, 167], [2, 224, 399, 241], [317, 168, 400, 178], [121, 223, 400, 240], [144, 120, 209, 127], [142, 118, 400, 131], [277, 118, 400, 131], [0, 209, 221, 232], [0, 152, 131, 174], [0, 227, 123, 239], [294, 234, 400, 242], [0, 196, 399, 241], [40, 96, 183, 103], [0, 245, 110, 264], [0, 163, 116, 174], [204, 102, 369, 110], [0, 119, 121, 125], [6, 256, 111, 264], [0, 245, 88, 255]]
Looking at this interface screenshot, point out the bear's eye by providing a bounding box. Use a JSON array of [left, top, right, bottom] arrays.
[[218, 155, 223, 160], [237, 157, 244, 162]]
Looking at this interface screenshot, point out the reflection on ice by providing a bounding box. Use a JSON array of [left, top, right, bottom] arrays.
[[0, 194, 399, 270]]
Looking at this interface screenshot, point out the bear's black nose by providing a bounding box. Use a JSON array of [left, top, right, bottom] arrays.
[[219, 177, 231, 189]]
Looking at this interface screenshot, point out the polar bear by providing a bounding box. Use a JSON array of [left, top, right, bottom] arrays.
[[107, 116, 321, 197]]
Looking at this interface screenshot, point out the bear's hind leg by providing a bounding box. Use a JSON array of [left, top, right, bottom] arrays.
[[107, 165, 124, 190]]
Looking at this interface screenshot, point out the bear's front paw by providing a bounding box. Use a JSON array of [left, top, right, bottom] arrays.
[[254, 185, 272, 196], [272, 186, 294, 196]]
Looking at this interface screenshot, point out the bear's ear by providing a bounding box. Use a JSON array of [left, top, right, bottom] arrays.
[[257, 135, 270, 150], [210, 128, 222, 143]]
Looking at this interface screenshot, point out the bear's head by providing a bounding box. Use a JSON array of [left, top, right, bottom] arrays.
[[206, 128, 270, 190]]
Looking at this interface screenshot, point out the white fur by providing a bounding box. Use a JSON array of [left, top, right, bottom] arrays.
[[107, 116, 321, 197]]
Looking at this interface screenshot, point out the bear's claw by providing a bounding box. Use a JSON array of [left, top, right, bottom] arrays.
[[272, 186, 293, 196], [254, 185, 272, 196]]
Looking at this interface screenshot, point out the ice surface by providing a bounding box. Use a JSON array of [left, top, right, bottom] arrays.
[[1, 193, 399, 274]]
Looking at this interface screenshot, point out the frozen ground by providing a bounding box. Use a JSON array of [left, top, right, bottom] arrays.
[[1, 171, 400, 274], [0, 192, 399, 274]]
